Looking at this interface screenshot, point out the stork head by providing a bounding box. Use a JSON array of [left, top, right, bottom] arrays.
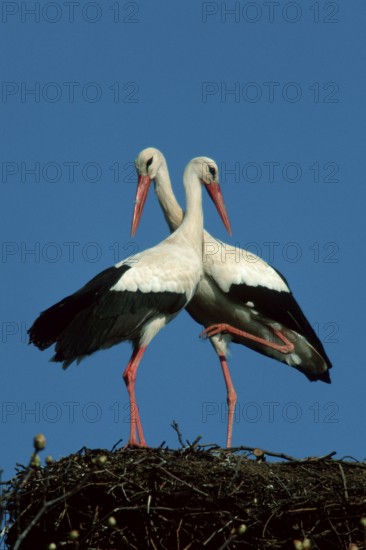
[[131, 147, 165, 237], [131, 151, 231, 238], [135, 147, 163, 180], [186, 157, 232, 236]]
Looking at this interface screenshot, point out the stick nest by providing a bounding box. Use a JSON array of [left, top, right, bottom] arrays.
[[2, 444, 366, 549]]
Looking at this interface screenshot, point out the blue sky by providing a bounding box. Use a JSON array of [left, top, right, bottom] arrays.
[[1, 1, 365, 479]]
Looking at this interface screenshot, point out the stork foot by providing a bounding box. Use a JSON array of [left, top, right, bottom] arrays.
[[124, 440, 148, 449], [201, 323, 294, 354], [200, 324, 228, 340]]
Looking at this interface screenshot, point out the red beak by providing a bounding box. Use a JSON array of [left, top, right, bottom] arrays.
[[131, 175, 152, 237], [204, 182, 232, 236]]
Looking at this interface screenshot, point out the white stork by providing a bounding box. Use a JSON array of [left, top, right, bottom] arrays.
[[134, 148, 332, 447], [28, 156, 231, 447]]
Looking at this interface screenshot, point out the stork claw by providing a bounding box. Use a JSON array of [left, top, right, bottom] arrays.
[[201, 324, 295, 354], [124, 440, 148, 449], [200, 324, 229, 340]]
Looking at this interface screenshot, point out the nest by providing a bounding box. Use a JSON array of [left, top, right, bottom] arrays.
[[2, 440, 366, 550]]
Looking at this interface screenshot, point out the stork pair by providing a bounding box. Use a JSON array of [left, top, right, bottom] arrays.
[[29, 149, 332, 447]]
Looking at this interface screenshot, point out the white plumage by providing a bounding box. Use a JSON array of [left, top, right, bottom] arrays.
[[28, 156, 231, 447], [134, 147, 332, 448], [203, 240, 290, 293], [113, 244, 201, 295]]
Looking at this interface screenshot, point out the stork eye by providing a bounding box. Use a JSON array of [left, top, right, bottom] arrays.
[[146, 157, 153, 170], [208, 166, 216, 177]]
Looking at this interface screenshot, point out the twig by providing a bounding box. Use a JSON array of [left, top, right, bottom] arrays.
[[155, 465, 209, 497], [188, 436, 202, 448], [171, 421, 185, 448], [217, 532, 236, 550], [13, 483, 85, 550], [288, 507, 318, 513], [226, 445, 299, 461], [176, 517, 183, 550], [262, 507, 281, 536], [226, 455, 245, 495], [269, 471, 292, 497], [203, 517, 236, 547], [338, 463, 349, 501], [111, 439, 123, 452], [225, 446, 337, 463], [306, 451, 337, 461]]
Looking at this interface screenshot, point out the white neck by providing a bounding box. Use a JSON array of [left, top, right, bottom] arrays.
[[158, 160, 203, 256], [154, 157, 184, 232], [181, 161, 204, 235]]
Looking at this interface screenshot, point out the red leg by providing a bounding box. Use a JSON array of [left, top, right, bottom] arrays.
[[218, 354, 237, 448], [123, 346, 148, 447], [202, 324, 295, 354]]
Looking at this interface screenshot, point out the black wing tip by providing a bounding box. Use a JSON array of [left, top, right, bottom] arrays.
[[27, 263, 133, 353], [308, 369, 332, 384], [50, 352, 74, 370], [28, 314, 56, 349], [28, 329, 53, 351], [319, 369, 332, 384]]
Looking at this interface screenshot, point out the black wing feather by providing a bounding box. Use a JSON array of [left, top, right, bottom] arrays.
[[28, 265, 131, 350], [29, 263, 187, 368], [52, 289, 186, 367], [227, 283, 332, 372]]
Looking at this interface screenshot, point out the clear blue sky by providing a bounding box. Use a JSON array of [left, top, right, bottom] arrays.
[[1, 2, 365, 480]]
